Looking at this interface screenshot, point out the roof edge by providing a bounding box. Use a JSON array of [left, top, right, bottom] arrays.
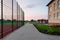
[[47, 0, 54, 6]]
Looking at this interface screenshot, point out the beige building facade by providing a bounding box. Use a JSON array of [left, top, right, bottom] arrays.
[[47, 0, 60, 26]]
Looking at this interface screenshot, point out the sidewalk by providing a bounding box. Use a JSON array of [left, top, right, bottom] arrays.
[[3, 23, 60, 40]]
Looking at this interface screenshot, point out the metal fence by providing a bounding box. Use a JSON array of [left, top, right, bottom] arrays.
[[0, 0, 24, 38]]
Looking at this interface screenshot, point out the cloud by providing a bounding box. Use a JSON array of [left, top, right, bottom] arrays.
[[25, 4, 40, 8], [26, 5, 35, 8]]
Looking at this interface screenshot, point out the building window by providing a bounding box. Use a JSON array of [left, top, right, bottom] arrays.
[[57, 12, 59, 19], [58, 0, 60, 7], [57, 0, 59, 8], [56, 13, 58, 19], [54, 12, 59, 19], [49, 7, 52, 12], [54, 3, 55, 10], [56, 0, 60, 8], [54, 14, 55, 19], [54, 0, 60, 9], [54, 13, 57, 19], [49, 15, 51, 19], [55, 1, 58, 9]]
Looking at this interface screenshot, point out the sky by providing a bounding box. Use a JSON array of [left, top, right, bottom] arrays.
[[17, 0, 51, 20]]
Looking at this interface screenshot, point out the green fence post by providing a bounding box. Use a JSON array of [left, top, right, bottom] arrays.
[[12, 0, 13, 31], [1, 0, 3, 38]]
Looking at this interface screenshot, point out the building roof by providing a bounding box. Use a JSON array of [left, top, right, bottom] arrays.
[[37, 19, 48, 21], [47, 0, 54, 6]]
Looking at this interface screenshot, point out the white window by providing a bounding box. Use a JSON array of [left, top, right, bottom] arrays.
[[54, 0, 60, 9], [54, 12, 59, 19], [57, 0, 59, 8], [55, 1, 58, 9], [58, 0, 60, 7], [54, 14, 56, 19], [49, 7, 52, 12], [54, 13, 56, 19], [56, 13, 59, 19], [49, 15, 51, 19], [54, 3, 55, 10], [56, 0, 60, 8]]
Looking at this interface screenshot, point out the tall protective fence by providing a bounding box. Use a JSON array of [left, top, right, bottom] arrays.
[[0, 0, 1, 38], [0, 0, 24, 39]]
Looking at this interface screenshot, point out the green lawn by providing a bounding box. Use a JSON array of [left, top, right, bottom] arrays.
[[33, 23, 60, 35], [0, 21, 24, 25]]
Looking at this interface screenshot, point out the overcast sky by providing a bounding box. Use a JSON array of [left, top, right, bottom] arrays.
[[17, 0, 51, 20]]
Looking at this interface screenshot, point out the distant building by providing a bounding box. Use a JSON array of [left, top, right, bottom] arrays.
[[47, 0, 60, 26], [37, 19, 48, 24]]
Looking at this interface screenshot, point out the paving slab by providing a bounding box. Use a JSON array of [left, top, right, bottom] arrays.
[[2, 23, 60, 40]]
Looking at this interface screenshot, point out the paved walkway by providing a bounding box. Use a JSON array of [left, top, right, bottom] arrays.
[[2, 23, 60, 40]]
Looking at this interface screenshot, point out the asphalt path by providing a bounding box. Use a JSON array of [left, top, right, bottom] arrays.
[[2, 23, 60, 40]]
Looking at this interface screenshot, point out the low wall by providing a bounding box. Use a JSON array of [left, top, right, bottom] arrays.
[[48, 23, 60, 27]]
